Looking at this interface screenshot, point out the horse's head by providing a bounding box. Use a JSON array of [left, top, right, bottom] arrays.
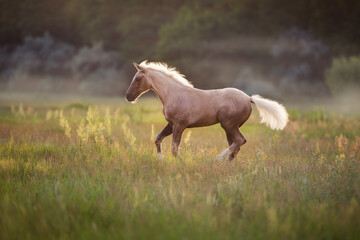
[[125, 62, 152, 102]]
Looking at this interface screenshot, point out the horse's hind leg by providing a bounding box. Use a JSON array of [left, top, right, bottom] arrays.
[[225, 132, 235, 161], [225, 132, 238, 161], [155, 123, 173, 159], [217, 126, 246, 161]]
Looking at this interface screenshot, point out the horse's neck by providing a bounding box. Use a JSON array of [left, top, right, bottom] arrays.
[[149, 71, 188, 106]]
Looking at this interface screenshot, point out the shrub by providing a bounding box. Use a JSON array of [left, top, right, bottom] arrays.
[[157, 5, 217, 59], [325, 56, 360, 95]]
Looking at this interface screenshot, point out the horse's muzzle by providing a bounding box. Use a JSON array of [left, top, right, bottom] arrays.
[[125, 93, 135, 102]]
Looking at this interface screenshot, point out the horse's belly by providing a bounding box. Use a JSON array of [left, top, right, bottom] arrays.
[[187, 114, 218, 128], [187, 121, 218, 128]]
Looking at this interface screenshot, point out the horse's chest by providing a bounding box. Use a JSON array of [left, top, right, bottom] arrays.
[[163, 106, 187, 124], [162, 108, 176, 123]]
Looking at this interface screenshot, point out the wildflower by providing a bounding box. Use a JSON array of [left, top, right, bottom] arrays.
[[184, 130, 192, 145], [53, 110, 59, 119], [77, 106, 109, 145], [105, 107, 112, 136], [122, 115, 136, 147], [335, 134, 348, 153], [151, 124, 155, 141], [26, 106, 34, 115], [59, 110, 71, 139], [77, 120, 88, 142], [19, 103, 25, 116], [46, 110, 53, 120], [114, 108, 120, 119], [94, 122, 106, 145]]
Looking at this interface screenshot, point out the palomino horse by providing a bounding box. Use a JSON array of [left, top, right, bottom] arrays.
[[125, 61, 288, 161]]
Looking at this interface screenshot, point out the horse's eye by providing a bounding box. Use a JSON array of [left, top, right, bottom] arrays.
[[135, 76, 142, 81]]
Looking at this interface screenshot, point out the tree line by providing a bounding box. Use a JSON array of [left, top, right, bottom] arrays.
[[1, 0, 359, 60]]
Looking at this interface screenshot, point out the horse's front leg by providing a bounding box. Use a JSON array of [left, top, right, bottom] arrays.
[[171, 124, 185, 159], [155, 123, 173, 159]]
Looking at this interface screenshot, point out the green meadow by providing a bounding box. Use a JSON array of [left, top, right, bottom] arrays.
[[0, 97, 359, 240]]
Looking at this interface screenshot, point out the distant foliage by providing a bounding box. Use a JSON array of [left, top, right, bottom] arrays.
[[1, 0, 360, 96], [1, 0, 359, 58], [233, 29, 331, 97], [157, 5, 218, 58], [0, 33, 127, 94], [325, 56, 360, 95], [269, 28, 330, 95]]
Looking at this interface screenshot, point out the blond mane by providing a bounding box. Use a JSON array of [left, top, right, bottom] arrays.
[[139, 61, 194, 88]]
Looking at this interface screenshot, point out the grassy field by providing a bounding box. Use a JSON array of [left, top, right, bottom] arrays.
[[0, 97, 360, 239]]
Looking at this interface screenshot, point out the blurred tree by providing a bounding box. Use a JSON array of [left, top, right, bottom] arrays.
[[1, 0, 360, 95], [1, 0, 359, 56]]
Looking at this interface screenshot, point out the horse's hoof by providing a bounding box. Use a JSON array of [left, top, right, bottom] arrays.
[[216, 149, 231, 161], [158, 153, 163, 160], [216, 156, 223, 161]]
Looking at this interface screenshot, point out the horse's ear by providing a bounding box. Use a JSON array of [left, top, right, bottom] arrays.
[[133, 62, 141, 71]]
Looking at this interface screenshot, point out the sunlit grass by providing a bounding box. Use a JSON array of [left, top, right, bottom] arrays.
[[0, 99, 359, 239]]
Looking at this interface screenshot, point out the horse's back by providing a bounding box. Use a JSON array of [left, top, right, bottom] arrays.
[[212, 88, 250, 107]]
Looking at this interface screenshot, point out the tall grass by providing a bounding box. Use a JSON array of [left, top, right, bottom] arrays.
[[0, 100, 359, 239]]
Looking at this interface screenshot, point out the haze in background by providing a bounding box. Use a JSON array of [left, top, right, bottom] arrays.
[[0, 29, 330, 97], [0, 33, 127, 95]]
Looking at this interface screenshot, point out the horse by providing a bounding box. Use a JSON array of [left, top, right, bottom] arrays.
[[125, 61, 288, 161]]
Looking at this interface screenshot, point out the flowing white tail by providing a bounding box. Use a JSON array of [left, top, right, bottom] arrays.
[[250, 95, 288, 130]]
